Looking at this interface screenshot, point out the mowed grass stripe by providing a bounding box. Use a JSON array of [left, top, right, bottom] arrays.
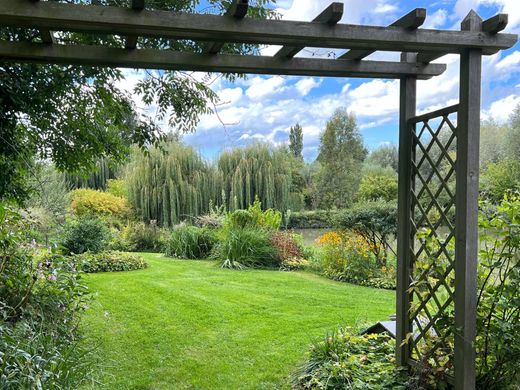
[[82, 253, 394, 389]]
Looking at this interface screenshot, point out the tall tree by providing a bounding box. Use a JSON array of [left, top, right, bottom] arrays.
[[316, 109, 367, 209], [289, 123, 304, 160], [366, 144, 398, 172], [0, 0, 275, 204]]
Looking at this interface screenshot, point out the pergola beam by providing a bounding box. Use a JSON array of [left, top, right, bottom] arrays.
[[274, 2, 344, 59], [125, 0, 146, 50], [339, 8, 426, 60], [418, 13, 509, 63], [1, 0, 515, 54], [27, 0, 55, 44], [0, 41, 446, 79], [204, 0, 249, 55]]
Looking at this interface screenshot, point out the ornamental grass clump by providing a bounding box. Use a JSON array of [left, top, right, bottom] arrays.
[[165, 225, 215, 259]]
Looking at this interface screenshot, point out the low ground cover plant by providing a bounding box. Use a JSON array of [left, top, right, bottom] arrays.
[[74, 251, 148, 273], [165, 225, 215, 259], [293, 327, 407, 389]]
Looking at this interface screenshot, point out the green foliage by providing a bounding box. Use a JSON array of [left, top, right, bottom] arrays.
[[212, 227, 279, 269], [218, 143, 293, 212], [106, 179, 128, 198], [165, 225, 215, 259], [0, 203, 93, 389], [289, 123, 304, 160], [286, 210, 332, 229], [475, 195, 520, 389], [120, 222, 166, 253], [365, 144, 399, 172], [316, 109, 367, 209], [127, 142, 218, 227], [358, 166, 398, 202], [294, 328, 406, 389], [334, 200, 398, 267], [65, 157, 120, 191], [69, 188, 131, 219], [480, 159, 520, 203], [61, 216, 110, 254], [75, 251, 148, 273], [224, 198, 281, 230]]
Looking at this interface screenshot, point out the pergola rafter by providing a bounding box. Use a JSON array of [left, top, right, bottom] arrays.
[[0, 2, 517, 389]]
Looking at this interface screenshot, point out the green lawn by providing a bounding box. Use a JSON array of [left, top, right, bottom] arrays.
[[82, 253, 395, 389]]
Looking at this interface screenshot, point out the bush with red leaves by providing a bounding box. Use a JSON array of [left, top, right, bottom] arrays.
[[269, 231, 304, 262]]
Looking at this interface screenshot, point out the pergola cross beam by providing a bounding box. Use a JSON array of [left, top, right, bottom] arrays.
[[339, 8, 426, 61], [274, 2, 344, 59]]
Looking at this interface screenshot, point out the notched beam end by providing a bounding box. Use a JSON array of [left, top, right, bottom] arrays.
[[314, 2, 344, 25], [227, 0, 249, 19], [131, 0, 145, 11], [482, 14, 508, 34], [392, 8, 426, 29]]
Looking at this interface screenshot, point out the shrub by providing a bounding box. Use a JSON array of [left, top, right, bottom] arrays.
[[74, 251, 147, 273], [358, 167, 398, 202], [69, 188, 131, 219], [212, 227, 279, 269], [315, 231, 396, 290], [165, 225, 215, 259], [121, 222, 166, 252], [0, 203, 93, 389], [106, 179, 128, 198], [286, 210, 332, 229], [334, 200, 397, 267], [270, 231, 304, 262], [293, 328, 406, 389], [480, 159, 520, 203], [224, 198, 281, 230], [61, 216, 109, 254]]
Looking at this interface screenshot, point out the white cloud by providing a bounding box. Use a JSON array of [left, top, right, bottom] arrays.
[[245, 76, 286, 99], [483, 94, 520, 122], [295, 78, 322, 96], [496, 51, 520, 72], [423, 9, 448, 29]]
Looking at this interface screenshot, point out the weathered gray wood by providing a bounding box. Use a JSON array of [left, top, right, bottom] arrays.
[[125, 0, 146, 50], [417, 14, 507, 63], [274, 2, 343, 59], [0, 41, 447, 79], [25, 0, 55, 44], [1, 0, 516, 54], [408, 104, 459, 123], [396, 52, 416, 368], [204, 0, 249, 55], [482, 14, 508, 33], [455, 10, 482, 390], [340, 8, 426, 60]]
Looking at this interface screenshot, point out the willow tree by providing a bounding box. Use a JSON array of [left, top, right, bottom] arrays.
[[126, 143, 220, 227], [218, 143, 293, 212], [64, 157, 120, 190]]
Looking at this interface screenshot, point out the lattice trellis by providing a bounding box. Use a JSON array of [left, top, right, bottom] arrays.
[[407, 105, 459, 376]]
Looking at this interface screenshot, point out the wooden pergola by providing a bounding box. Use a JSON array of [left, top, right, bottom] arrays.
[[0, 1, 516, 388]]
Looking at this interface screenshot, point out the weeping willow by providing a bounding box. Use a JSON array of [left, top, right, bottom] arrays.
[[64, 157, 119, 190], [218, 143, 292, 212], [127, 142, 295, 226], [126, 143, 220, 227]]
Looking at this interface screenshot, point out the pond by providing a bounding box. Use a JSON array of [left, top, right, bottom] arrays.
[[292, 228, 331, 246]]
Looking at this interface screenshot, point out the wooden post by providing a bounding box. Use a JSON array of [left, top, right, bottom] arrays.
[[396, 52, 416, 367], [455, 10, 482, 390]]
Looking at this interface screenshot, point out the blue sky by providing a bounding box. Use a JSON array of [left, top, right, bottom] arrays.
[[119, 0, 520, 162]]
